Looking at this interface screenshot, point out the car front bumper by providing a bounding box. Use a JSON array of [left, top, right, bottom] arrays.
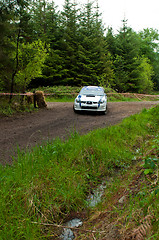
[[74, 102, 107, 112]]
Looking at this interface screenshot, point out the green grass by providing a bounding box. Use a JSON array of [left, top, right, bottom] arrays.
[[94, 135, 159, 239], [45, 96, 75, 102], [0, 96, 36, 116], [76, 124, 159, 239], [107, 95, 139, 102], [0, 105, 159, 239]]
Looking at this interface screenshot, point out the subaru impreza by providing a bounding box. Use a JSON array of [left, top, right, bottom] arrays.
[[73, 86, 107, 114]]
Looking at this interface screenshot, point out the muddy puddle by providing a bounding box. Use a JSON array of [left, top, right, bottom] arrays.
[[60, 180, 107, 239]]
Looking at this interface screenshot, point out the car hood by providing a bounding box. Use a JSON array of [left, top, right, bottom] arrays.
[[77, 95, 104, 102]]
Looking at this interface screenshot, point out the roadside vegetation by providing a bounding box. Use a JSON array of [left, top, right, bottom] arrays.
[[0, 86, 158, 116], [0, 105, 158, 239], [0, 95, 36, 116], [77, 128, 159, 239]]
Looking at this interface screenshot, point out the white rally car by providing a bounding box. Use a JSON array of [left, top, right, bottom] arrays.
[[73, 86, 107, 114]]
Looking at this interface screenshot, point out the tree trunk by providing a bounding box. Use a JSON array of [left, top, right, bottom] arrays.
[[9, 28, 20, 103]]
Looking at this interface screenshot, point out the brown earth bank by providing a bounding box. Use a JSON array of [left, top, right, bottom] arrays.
[[0, 101, 158, 165]]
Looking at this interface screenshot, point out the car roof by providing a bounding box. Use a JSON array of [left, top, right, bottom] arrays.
[[81, 86, 104, 91]]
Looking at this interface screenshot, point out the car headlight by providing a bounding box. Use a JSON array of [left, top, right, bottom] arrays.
[[76, 99, 81, 103], [98, 99, 105, 104]]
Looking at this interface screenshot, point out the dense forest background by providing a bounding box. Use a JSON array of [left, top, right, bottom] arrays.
[[0, 0, 159, 94]]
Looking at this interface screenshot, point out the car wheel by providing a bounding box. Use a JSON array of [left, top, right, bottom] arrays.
[[73, 105, 78, 113], [102, 107, 107, 115]]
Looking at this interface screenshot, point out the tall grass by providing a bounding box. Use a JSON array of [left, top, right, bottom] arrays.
[[0, 106, 159, 239], [0, 96, 35, 116]]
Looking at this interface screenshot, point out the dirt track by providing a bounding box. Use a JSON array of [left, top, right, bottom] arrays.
[[0, 101, 158, 165]]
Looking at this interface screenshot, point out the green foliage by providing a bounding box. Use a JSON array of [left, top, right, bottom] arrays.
[[110, 21, 153, 92], [136, 56, 154, 93], [106, 22, 159, 92], [0, 96, 36, 116], [0, 0, 17, 90], [139, 28, 159, 90], [97, 52, 115, 88], [1, 1, 159, 92], [15, 40, 48, 92], [143, 157, 158, 175], [93, 132, 159, 240]]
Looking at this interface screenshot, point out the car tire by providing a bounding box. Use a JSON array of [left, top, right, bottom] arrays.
[[102, 107, 107, 115], [73, 105, 78, 113]]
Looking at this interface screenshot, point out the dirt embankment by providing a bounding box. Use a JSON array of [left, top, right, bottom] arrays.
[[0, 101, 158, 165]]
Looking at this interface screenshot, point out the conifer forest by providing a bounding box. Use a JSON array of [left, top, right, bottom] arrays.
[[0, 0, 159, 93]]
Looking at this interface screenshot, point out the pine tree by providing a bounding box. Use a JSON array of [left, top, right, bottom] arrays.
[[78, 0, 114, 86], [58, 0, 80, 85], [0, 0, 33, 94], [139, 28, 159, 90], [113, 19, 141, 92], [31, 0, 64, 86], [0, 0, 15, 90]]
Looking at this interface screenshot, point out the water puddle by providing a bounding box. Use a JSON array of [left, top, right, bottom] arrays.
[[60, 218, 83, 240], [87, 180, 107, 207], [60, 180, 107, 239]]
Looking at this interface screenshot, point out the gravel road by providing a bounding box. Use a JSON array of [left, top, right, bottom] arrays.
[[0, 101, 158, 165]]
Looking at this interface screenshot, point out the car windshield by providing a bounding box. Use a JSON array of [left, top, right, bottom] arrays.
[[80, 87, 104, 96]]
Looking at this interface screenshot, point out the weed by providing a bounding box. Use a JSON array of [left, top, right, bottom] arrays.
[[143, 157, 158, 175], [0, 96, 36, 116]]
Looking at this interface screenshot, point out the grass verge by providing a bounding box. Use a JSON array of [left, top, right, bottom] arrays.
[[0, 105, 159, 239], [76, 131, 159, 239], [0, 96, 36, 117]]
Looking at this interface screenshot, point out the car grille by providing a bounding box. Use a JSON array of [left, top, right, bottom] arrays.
[[81, 101, 98, 104], [81, 106, 98, 109]]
